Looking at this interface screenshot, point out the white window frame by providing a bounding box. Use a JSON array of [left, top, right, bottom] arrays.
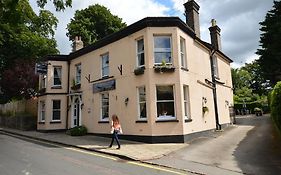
[[136, 38, 145, 67], [75, 63, 81, 85], [40, 101, 45, 122], [137, 86, 147, 120], [156, 85, 176, 120], [101, 53, 109, 78], [180, 37, 187, 69], [52, 100, 61, 121], [213, 56, 219, 78], [154, 36, 172, 65], [53, 66, 62, 87], [101, 92, 109, 121], [183, 85, 191, 119]]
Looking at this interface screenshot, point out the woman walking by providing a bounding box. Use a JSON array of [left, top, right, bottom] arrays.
[[109, 114, 122, 149]]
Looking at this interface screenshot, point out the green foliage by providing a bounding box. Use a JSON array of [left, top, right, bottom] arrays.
[[67, 126, 88, 136], [0, 0, 59, 102], [270, 81, 281, 130], [256, 1, 281, 85], [36, 0, 72, 11], [67, 4, 126, 46]]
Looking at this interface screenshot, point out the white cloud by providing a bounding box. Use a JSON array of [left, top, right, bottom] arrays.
[[31, 0, 169, 54]]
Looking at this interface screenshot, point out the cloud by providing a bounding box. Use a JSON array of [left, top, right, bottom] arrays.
[[30, 0, 274, 67], [31, 0, 169, 54]]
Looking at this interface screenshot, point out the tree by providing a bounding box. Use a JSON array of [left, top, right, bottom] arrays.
[[67, 4, 127, 47], [0, 59, 38, 103], [256, 1, 281, 85], [36, 0, 72, 11], [241, 61, 271, 96], [0, 0, 59, 103]]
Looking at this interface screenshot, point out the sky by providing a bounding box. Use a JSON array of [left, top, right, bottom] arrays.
[[30, 0, 274, 68]]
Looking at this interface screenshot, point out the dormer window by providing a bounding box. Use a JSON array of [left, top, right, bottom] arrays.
[[154, 36, 172, 65]]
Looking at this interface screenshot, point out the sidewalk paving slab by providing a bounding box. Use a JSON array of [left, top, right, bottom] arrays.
[[0, 128, 187, 161]]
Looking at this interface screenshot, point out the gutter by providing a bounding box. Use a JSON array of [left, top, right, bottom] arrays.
[[210, 49, 221, 130]]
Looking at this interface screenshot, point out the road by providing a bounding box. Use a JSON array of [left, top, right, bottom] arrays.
[[149, 115, 281, 175], [234, 115, 281, 175], [0, 133, 188, 175]]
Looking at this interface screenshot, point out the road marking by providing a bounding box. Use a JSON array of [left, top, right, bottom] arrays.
[[64, 147, 117, 160], [3, 132, 187, 174], [128, 161, 187, 175]]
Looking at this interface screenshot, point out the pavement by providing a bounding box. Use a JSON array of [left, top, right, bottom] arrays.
[[1, 114, 278, 175]]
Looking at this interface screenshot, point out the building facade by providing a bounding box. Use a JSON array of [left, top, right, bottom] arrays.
[[37, 0, 233, 143]]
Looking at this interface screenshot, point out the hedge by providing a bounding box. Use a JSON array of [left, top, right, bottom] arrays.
[[234, 101, 269, 114], [270, 81, 281, 131], [66, 125, 88, 136]]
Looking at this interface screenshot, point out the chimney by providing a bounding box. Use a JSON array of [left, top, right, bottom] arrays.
[[184, 0, 200, 38], [209, 19, 222, 50], [72, 36, 84, 52]]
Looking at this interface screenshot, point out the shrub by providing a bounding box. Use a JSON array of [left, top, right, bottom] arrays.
[[67, 125, 88, 136], [270, 82, 281, 131]]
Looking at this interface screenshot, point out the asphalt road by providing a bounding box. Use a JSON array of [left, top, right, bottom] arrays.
[[0, 133, 188, 175], [234, 115, 281, 175], [149, 115, 281, 175]]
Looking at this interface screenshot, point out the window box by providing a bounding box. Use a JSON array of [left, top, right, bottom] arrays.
[[154, 65, 175, 73], [71, 84, 81, 90], [134, 67, 145, 75]]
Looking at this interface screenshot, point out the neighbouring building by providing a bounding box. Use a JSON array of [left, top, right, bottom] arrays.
[[37, 0, 233, 143]]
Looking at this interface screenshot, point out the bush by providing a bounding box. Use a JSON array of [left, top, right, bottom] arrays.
[[270, 82, 281, 131], [67, 125, 87, 136]]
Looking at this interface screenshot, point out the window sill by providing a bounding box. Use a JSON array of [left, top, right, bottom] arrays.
[[98, 121, 109, 123], [136, 120, 147, 123], [181, 67, 189, 71], [50, 121, 61, 124], [156, 119, 179, 123], [38, 121, 45, 124], [51, 86, 62, 89], [185, 118, 193, 123]]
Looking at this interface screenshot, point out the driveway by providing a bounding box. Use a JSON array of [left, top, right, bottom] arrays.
[[148, 114, 281, 175]]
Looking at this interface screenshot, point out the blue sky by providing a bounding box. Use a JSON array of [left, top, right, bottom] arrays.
[[30, 0, 274, 68]]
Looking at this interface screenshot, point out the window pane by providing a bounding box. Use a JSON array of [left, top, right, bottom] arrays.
[[137, 39, 144, 52], [101, 93, 109, 120], [53, 100, 60, 109], [154, 36, 171, 49], [154, 52, 172, 64], [157, 102, 175, 117], [76, 64, 81, 84], [156, 86, 174, 100], [139, 103, 146, 118], [138, 53, 145, 66], [139, 87, 146, 102], [52, 111, 60, 120]]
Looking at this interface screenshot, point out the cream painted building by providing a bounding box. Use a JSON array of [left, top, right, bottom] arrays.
[[37, 0, 233, 143]]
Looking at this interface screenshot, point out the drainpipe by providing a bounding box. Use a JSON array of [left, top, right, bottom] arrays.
[[66, 60, 70, 129], [210, 49, 221, 130]]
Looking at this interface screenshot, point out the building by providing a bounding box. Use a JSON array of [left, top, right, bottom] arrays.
[[37, 0, 233, 143]]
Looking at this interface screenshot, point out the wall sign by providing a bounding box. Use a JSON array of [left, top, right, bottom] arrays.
[[93, 79, 116, 93]]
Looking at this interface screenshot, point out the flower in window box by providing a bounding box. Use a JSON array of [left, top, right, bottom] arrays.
[[134, 67, 145, 75]]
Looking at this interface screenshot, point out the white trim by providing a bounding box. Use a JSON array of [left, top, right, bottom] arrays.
[[137, 86, 147, 120]]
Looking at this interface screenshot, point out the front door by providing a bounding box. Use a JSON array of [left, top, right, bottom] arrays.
[[73, 98, 80, 127]]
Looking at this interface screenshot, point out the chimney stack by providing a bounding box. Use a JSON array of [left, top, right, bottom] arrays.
[[72, 36, 84, 52], [184, 0, 200, 38], [209, 19, 222, 50]]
